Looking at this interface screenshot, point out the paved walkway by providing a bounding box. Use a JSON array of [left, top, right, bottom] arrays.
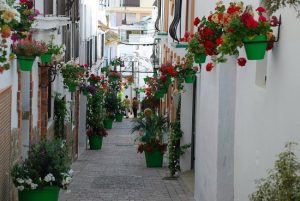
[[59, 119, 195, 201]]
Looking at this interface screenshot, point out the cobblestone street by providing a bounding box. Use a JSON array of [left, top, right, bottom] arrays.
[[59, 119, 195, 201]]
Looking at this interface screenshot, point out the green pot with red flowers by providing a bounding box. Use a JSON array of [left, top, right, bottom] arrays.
[[60, 62, 85, 93], [87, 128, 108, 150], [243, 35, 268, 60], [13, 40, 48, 71], [194, 54, 207, 64], [11, 139, 73, 201], [131, 110, 168, 168]]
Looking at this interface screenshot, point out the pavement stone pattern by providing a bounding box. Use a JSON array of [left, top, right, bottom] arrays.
[[59, 119, 195, 201]]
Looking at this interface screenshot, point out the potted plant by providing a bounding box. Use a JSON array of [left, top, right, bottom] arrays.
[[86, 90, 108, 150], [176, 53, 198, 84], [13, 39, 47, 71], [41, 35, 65, 64], [104, 91, 118, 129], [131, 109, 168, 168], [60, 62, 85, 92], [11, 139, 73, 201], [110, 57, 123, 67], [215, 2, 280, 62], [186, 32, 206, 64]]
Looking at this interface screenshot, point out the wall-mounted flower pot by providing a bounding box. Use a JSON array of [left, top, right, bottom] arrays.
[[115, 113, 123, 122], [40, 53, 52, 64], [144, 150, 163, 168], [89, 135, 103, 150], [104, 118, 113, 129], [194, 54, 206, 64], [243, 35, 267, 60], [81, 90, 89, 96], [109, 76, 118, 82], [67, 83, 77, 92], [18, 186, 60, 201], [18, 56, 36, 71], [185, 74, 195, 84]]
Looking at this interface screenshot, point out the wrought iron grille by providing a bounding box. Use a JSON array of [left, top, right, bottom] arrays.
[[169, 0, 182, 42]]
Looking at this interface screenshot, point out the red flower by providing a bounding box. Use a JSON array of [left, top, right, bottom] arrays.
[[256, 6, 266, 13], [184, 32, 190, 38], [208, 14, 213, 21], [228, 27, 234, 33], [20, 0, 28, 3], [206, 62, 214, 72], [193, 66, 199, 72], [216, 37, 223, 45], [270, 16, 280, 27], [266, 43, 274, 51], [0, 67, 4, 74], [203, 27, 213, 36], [258, 15, 267, 22], [160, 75, 167, 82], [194, 17, 201, 26], [227, 6, 240, 14], [204, 40, 214, 48], [237, 57, 247, 67]]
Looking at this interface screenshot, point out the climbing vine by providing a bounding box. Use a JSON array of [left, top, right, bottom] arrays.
[[168, 96, 191, 177], [54, 93, 69, 139]]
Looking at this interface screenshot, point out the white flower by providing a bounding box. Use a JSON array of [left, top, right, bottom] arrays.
[[16, 178, 24, 184], [68, 169, 74, 176], [31, 183, 38, 190], [25, 178, 32, 185], [17, 186, 24, 191], [44, 173, 55, 182]]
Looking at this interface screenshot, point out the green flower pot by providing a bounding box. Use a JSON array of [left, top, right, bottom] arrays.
[[67, 83, 77, 92], [154, 91, 164, 99], [18, 186, 59, 201], [18, 56, 36, 71], [145, 150, 164, 168], [82, 90, 89, 96], [243, 35, 267, 60], [109, 76, 118, 82], [194, 54, 206, 64], [104, 118, 113, 129], [185, 74, 195, 84], [115, 114, 123, 122], [40, 53, 52, 64], [89, 135, 103, 150]]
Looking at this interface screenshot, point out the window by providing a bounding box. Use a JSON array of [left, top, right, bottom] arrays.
[[44, 0, 54, 16], [123, 0, 140, 7], [57, 0, 66, 16], [72, 23, 80, 59], [62, 25, 71, 62]]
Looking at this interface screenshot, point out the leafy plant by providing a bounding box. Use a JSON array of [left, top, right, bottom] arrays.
[[263, 0, 300, 17], [46, 35, 65, 55], [187, 33, 205, 56], [249, 142, 300, 201], [60, 62, 85, 88], [104, 91, 118, 117], [86, 90, 107, 137], [168, 96, 191, 177], [11, 139, 73, 191], [53, 93, 69, 139], [131, 109, 168, 153]]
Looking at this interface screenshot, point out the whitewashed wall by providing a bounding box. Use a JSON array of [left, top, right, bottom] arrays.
[[193, 1, 300, 201]]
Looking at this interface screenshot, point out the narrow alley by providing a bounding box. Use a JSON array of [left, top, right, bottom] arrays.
[[59, 120, 194, 201]]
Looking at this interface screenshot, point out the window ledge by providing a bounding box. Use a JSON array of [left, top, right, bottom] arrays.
[[171, 42, 188, 48], [32, 16, 70, 30]]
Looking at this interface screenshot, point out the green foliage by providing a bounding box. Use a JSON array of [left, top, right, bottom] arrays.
[[87, 90, 106, 130], [47, 35, 65, 55], [60, 63, 85, 88], [116, 96, 125, 115], [104, 91, 118, 116], [53, 93, 69, 139], [168, 96, 191, 177], [11, 139, 72, 190], [249, 142, 300, 201], [263, 0, 300, 17], [187, 33, 205, 56]]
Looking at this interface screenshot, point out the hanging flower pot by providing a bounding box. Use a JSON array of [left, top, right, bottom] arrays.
[[194, 54, 207, 64], [109, 76, 118, 82], [67, 83, 77, 92], [104, 118, 113, 129], [115, 113, 123, 122], [18, 186, 60, 201], [89, 135, 103, 150], [185, 73, 195, 84], [40, 53, 52, 64], [243, 35, 268, 60], [81, 90, 89, 96], [144, 149, 164, 168], [17, 56, 36, 71]]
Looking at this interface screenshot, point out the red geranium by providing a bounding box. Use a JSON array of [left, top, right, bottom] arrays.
[[216, 37, 223, 45], [206, 62, 214, 72], [256, 6, 266, 13], [194, 17, 201, 26], [258, 15, 267, 22], [237, 57, 247, 67]]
